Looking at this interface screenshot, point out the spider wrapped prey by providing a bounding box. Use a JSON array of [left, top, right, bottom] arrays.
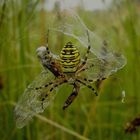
[[14, 11, 126, 128], [36, 30, 99, 111]]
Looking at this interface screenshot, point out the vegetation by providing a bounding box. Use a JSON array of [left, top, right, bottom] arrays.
[[0, 0, 140, 139]]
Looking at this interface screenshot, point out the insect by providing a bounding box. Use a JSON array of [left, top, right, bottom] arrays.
[[14, 11, 126, 128], [36, 30, 99, 110], [14, 30, 100, 128], [125, 115, 140, 133]]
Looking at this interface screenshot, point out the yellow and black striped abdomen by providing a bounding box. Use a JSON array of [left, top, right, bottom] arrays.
[[60, 42, 80, 73]]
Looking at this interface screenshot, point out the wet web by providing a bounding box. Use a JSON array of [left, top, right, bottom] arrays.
[[14, 10, 126, 128], [14, 70, 57, 128], [50, 10, 126, 80]]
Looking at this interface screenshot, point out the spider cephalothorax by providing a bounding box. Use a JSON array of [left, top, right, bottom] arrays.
[[36, 32, 98, 110]]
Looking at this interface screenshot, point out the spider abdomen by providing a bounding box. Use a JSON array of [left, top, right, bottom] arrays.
[[60, 42, 80, 73]]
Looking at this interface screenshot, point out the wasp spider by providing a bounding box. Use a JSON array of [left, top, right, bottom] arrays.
[[36, 30, 99, 110]]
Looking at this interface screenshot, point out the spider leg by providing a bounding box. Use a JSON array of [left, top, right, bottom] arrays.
[[41, 29, 63, 77], [82, 30, 91, 65], [76, 63, 94, 74], [76, 79, 98, 96], [81, 77, 106, 83], [34, 79, 56, 110], [35, 76, 66, 91], [41, 78, 67, 109], [35, 81, 54, 90], [77, 30, 91, 70], [45, 29, 50, 55], [80, 77, 95, 83], [63, 82, 80, 110], [97, 77, 106, 81]]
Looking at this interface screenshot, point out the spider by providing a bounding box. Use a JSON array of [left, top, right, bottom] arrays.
[[36, 30, 99, 110], [14, 12, 125, 128]]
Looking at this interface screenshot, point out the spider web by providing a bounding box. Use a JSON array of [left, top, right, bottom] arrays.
[[14, 70, 57, 128], [50, 10, 126, 80], [14, 10, 126, 128]]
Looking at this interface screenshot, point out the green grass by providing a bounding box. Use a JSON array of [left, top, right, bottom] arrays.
[[0, 0, 140, 140]]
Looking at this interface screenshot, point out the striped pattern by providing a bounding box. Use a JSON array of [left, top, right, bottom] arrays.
[[60, 42, 80, 73]]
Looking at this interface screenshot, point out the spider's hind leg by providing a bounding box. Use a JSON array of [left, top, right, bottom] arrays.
[[63, 83, 80, 110]]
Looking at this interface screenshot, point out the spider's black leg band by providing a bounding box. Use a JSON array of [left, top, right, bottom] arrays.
[[81, 64, 94, 72], [46, 29, 50, 55], [63, 83, 80, 110], [35, 81, 54, 90], [82, 45, 90, 65], [82, 78, 94, 83], [82, 30, 91, 65], [77, 30, 91, 71], [76, 79, 98, 96], [37, 80, 55, 110], [82, 77, 106, 83], [41, 79, 67, 109], [48, 79, 67, 93], [97, 77, 106, 81], [80, 45, 91, 68], [77, 64, 94, 74]]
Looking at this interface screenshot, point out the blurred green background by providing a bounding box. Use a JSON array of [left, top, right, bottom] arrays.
[[0, 0, 140, 140]]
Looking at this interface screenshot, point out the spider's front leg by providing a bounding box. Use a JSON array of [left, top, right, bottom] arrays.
[[63, 82, 80, 110], [76, 78, 98, 96], [76, 63, 94, 74], [36, 29, 63, 78], [35, 78, 67, 109], [77, 30, 91, 71]]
